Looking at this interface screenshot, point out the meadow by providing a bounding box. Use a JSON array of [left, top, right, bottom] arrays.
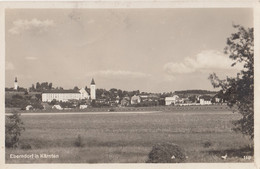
[[5, 107, 253, 163]]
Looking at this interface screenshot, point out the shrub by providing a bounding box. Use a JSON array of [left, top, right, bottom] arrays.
[[12, 94, 23, 99], [5, 111, 25, 148], [20, 143, 32, 150], [147, 143, 186, 163], [108, 108, 115, 112], [74, 134, 84, 147], [203, 141, 213, 148]]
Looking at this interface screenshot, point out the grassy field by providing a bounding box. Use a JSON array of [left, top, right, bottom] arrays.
[[5, 109, 253, 163], [6, 104, 232, 113]]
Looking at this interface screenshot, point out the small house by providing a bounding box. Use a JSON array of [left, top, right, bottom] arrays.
[[79, 105, 88, 109], [165, 95, 179, 105], [131, 95, 141, 104], [52, 104, 63, 110], [199, 95, 212, 105], [25, 105, 33, 111]]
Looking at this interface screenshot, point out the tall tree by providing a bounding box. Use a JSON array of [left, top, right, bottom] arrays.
[[74, 86, 79, 91], [5, 111, 25, 148], [209, 25, 254, 139], [41, 82, 48, 90], [31, 84, 35, 91], [48, 83, 53, 90], [36, 82, 40, 90]]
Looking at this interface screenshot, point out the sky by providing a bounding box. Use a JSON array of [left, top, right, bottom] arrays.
[[5, 8, 253, 93]]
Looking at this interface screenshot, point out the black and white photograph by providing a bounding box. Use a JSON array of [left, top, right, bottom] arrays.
[[1, 1, 259, 168]]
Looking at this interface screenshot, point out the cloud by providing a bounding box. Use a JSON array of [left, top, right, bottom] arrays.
[[6, 62, 14, 70], [164, 50, 242, 75], [9, 18, 55, 35], [164, 62, 195, 74], [87, 70, 151, 79], [25, 56, 38, 60]]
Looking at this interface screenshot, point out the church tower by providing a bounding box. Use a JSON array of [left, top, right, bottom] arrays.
[[90, 78, 96, 100], [14, 77, 18, 90]]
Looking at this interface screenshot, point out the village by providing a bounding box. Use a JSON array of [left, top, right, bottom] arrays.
[[5, 77, 226, 111]]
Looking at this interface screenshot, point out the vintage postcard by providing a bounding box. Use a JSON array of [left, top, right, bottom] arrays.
[[0, 1, 259, 169]]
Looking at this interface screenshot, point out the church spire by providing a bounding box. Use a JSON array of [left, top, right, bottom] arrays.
[[91, 78, 95, 85], [14, 77, 18, 90]]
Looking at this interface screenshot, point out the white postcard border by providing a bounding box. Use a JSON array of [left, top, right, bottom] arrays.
[[0, 1, 259, 169]]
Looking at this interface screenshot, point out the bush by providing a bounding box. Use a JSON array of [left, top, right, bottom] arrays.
[[74, 134, 84, 147], [12, 94, 23, 99], [5, 111, 25, 148], [147, 143, 186, 163], [20, 143, 32, 150], [31, 101, 44, 110], [108, 108, 115, 112], [203, 141, 213, 148]]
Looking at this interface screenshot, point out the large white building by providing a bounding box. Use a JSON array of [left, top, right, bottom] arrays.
[[42, 78, 96, 102], [165, 95, 179, 105], [42, 88, 90, 102]]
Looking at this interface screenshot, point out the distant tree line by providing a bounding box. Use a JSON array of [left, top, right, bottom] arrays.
[[29, 82, 54, 92], [174, 90, 218, 95], [5, 87, 27, 92], [96, 88, 141, 100]]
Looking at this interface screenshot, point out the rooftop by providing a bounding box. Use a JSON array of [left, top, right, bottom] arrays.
[[42, 90, 80, 94], [91, 78, 95, 85]]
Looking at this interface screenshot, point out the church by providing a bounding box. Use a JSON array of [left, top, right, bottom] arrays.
[[42, 78, 96, 102]]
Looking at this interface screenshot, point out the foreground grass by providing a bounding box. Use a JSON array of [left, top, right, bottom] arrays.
[[5, 110, 253, 163]]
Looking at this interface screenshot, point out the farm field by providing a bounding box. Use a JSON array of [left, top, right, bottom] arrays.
[[5, 109, 253, 163]]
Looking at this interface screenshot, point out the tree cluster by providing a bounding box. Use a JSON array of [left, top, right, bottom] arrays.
[[5, 94, 43, 110], [5, 87, 27, 92], [96, 88, 141, 101], [174, 90, 217, 95], [5, 111, 25, 148], [29, 82, 53, 92]]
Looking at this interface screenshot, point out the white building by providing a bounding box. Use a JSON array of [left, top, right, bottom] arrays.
[[215, 97, 221, 103], [131, 95, 141, 104], [165, 95, 179, 105], [42, 88, 89, 102], [79, 88, 90, 100], [199, 95, 212, 105], [25, 105, 33, 110], [52, 105, 63, 110], [90, 78, 96, 100], [199, 99, 212, 105], [79, 105, 88, 109]]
